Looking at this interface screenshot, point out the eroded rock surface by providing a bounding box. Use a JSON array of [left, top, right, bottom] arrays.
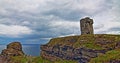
[[1, 42, 24, 56], [0, 42, 24, 63], [41, 45, 106, 63]]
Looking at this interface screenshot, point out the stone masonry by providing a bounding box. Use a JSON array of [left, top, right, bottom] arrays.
[[80, 17, 94, 35]]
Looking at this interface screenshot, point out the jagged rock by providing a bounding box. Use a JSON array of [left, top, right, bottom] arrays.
[[80, 17, 94, 35], [1, 42, 24, 57], [41, 45, 99, 63]]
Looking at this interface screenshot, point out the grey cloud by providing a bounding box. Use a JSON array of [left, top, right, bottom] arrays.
[[109, 28, 120, 31], [94, 24, 104, 30], [0, 0, 119, 44]]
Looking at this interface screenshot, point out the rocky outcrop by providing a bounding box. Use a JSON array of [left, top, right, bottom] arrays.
[[80, 17, 94, 35], [41, 34, 120, 63], [0, 42, 24, 63], [41, 45, 107, 63], [1, 42, 24, 57]]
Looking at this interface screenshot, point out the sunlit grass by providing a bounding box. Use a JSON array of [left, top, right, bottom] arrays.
[[89, 49, 120, 63]]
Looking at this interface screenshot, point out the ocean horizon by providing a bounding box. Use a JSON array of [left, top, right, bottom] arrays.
[[0, 44, 40, 56]]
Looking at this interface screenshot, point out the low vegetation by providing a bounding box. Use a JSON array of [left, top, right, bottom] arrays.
[[47, 34, 120, 50], [89, 49, 120, 63], [11, 56, 77, 63]]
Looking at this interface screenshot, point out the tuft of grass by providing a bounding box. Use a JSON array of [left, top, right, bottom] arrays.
[[11, 56, 28, 63], [31, 57, 52, 63], [47, 36, 80, 46], [89, 49, 120, 63], [54, 60, 78, 63]]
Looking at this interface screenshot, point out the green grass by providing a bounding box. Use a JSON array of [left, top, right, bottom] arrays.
[[47, 36, 80, 46], [54, 60, 78, 63], [11, 56, 28, 63], [47, 34, 120, 50], [73, 34, 102, 49], [31, 57, 52, 63], [11, 56, 77, 63], [11, 56, 51, 63], [89, 49, 120, 63]]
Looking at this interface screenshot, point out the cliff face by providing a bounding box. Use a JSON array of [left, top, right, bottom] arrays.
[[1, 42, 24, 56], [0, 42, 24, 63], [41, 45, 102, 63], [41, 34, 120, 63]]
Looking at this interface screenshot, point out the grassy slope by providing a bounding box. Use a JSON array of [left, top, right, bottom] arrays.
[[89, 49, 120, 63], [47, 34, 120, 50], [11, 56, 78, 63]]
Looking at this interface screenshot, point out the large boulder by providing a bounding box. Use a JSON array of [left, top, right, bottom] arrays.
[[1, 42, 24, 56]]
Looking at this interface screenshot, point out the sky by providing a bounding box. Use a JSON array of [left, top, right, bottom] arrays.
[[0, 0, 120, 44]]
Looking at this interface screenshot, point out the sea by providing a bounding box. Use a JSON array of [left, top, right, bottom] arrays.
[[0, 44, 40, 56]]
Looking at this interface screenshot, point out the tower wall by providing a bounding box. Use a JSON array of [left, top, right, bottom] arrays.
[[80, 17, 94, 35]]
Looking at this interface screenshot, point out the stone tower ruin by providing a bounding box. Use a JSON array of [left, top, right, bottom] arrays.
[[80, 17, 94, 35]]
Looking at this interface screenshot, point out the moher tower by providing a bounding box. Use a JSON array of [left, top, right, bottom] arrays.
[[80, 17, 94, 35]]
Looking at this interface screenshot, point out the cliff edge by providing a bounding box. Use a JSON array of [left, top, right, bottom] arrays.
[[41, 34, 120, 63]]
